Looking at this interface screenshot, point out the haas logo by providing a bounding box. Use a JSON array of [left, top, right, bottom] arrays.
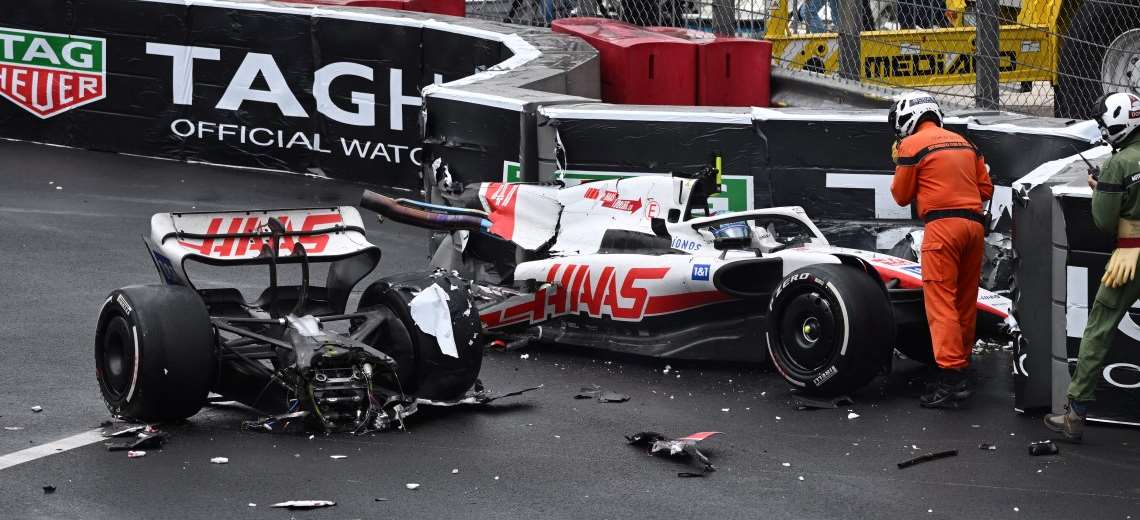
[[178, 213, 342, 258]]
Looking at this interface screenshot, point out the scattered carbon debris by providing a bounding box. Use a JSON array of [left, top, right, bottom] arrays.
[[127, 450, 147, 459], [792, 395, 854, 411], [405, 483, 421, 490], [4, 426, 24, 431], [847, 412, 860, 420], [897, 449, 959, 469], [330, 455, 347, 459], [1028, 441, 1060, 456], [627, 431, 722, 472], [574, 386, 629, 403], [106, 431, 167, 452], [979, 443, 998, 450], [374, 498, 390, 502], [242, 411, 308, 432], [42, 485, 55, 494], [30, 406, 42, 413], [677, 472, 706, 478], [210, 457, 229, 464], [271, 500, 335, 510], [101, 425, 145, 439]]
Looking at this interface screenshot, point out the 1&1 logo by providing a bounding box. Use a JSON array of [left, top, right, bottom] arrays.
[[0, 27, 106, 118]]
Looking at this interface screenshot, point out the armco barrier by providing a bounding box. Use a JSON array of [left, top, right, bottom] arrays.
[[551, 18, 696, 106], [644, 27, 771, 108], [1012, 148, 1140, 425]]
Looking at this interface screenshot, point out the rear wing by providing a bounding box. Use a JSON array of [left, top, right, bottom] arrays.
[[146, 207, 378, 287]]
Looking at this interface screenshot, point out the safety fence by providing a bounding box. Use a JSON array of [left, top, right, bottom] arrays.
[[469, 0, 1140, 118]]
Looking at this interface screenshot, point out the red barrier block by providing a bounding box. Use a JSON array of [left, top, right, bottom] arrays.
[[646, 27, 771, 107], [276, 0, 463, 17], [552, 18, 696, 106]]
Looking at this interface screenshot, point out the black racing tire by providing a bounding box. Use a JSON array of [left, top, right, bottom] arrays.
[[767, 264, 895, 396], [1054, 1, 1140, 119], [94, 285, 216, 421], [357, 271, 483, 401]]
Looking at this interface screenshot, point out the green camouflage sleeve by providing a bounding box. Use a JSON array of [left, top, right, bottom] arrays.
[[1092, 157, 1125, 235]]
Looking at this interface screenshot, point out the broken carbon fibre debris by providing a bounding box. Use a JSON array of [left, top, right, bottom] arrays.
[[1028, 440, 1059, 456], [105, 430, 167, 452], [574, 385, 630, 403], [897, 449, 959, 469], [627, 431, 722, 472], [271, 500, 336, 510], [792, 394, 854, 411], [241, 411, 309, 432]]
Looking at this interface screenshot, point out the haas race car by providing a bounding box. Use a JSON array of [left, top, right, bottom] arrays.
[[92, 206, 524, 431], [361, 160, 1012, 396]]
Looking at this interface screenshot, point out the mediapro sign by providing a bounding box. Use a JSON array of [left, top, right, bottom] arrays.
[[0, 27, 106, 118]]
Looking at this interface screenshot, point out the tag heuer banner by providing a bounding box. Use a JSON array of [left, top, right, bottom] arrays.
[[0, 0, 518, 192], [0, 27, 105, 118]]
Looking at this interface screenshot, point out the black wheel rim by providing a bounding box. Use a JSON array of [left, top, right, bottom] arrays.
[[99, 315, 134, 401], [778, 288, 839, 374]]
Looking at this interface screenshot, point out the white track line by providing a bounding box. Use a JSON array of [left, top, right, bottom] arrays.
[[0, 429, 105, 471]]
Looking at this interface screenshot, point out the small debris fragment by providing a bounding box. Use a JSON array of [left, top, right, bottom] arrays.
[[329, 455, 347, 460], [793, 395, 854, 410], [627, 431, 721, 472], [721, 408, 730, 413], [663, 365, 672, 375], [847, 412, 860, 420], [106, 431, 167, 452], [781, 462, 791, 467], [677, 472, 705, 478], [1013, 507, 1020, 512], [978, 443, 997, 450], [374, 498, 390, 502], [797, 476, 805, 481], [248, 503, 256, 507], [451, 468, 459, 474], [4, 426, 24, 431], [42, 485, 56, 494], [127, 451, 147, 458], [898, 449, 958, 469], [102, 425, 145, 438], [271, 500, 335, 510], [598, 391, 630, 403], [30, 406, 42, 413], [494, 476, 500, 480], [406, 483, 420, 490], [519, 354, 530, 360], [1028, 440, 1059, 456], [775, 416, 782, 421], [210, 457, 229, 464]]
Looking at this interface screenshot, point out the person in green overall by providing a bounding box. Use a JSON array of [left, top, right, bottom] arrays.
[[1045, 92, 1140, 441]]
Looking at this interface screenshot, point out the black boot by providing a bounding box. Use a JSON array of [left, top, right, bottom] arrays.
[[1043, 401, 1087, 442], [919, 369, 972, 408]]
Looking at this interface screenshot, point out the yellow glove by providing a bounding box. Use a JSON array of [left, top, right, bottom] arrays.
[[891, 140, 900, 164], [1102, 247, 1140, 288]]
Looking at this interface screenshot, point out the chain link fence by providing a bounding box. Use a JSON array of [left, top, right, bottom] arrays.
[[467, 0, 1140, 117]]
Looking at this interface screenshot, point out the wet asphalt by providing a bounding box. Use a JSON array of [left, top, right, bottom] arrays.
[[0, 139, 1137, 520]]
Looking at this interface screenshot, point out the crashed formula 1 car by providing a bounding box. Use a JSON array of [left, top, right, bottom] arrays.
[[94, 206, 494, 432], [361, 160, 1012, 396]]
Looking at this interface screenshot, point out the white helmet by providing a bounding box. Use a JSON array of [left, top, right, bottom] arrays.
[[1094, 92, 1140, 148], [889, 92, 943, 138]]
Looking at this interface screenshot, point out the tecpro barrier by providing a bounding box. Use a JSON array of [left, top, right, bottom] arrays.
[[1013, 149, 1140, 425]]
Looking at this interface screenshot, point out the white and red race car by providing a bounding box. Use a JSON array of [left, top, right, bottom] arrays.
[[361, 163, 1011, 395]]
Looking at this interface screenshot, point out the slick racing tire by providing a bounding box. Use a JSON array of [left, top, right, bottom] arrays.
[[95, 285, 216, 422], [1054, 1, 1140, 119], [767, 264, 894, 396], [357, 271, 483, 401]]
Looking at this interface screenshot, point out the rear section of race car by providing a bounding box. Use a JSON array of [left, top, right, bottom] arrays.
[[94, 206, 485, 431]]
